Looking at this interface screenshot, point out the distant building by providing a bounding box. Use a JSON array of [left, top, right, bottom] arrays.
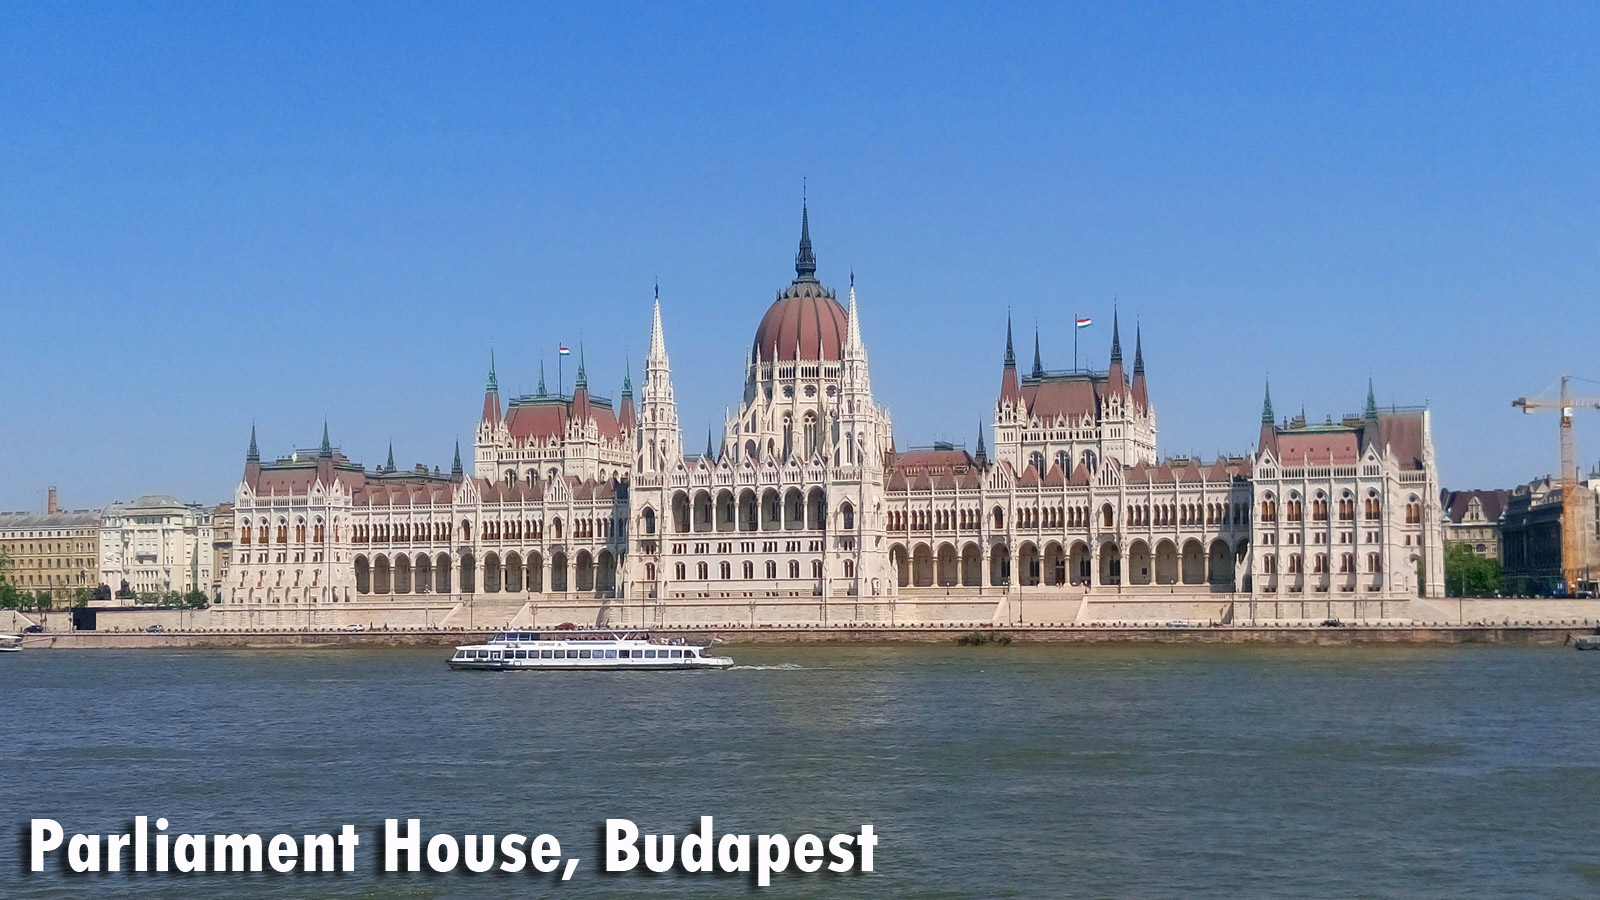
[[0, 487, 101, 598], [98, 494, 216, 597], [1500, 474, 1600, 595], [210, 503, 234, 601], [1441, 488, 1511, 559]]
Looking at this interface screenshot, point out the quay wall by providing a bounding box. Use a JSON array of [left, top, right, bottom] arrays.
[[17, 623, 1594, 651]]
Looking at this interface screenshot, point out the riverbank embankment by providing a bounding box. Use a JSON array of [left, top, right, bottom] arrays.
[[16, 623, 1596, 650]]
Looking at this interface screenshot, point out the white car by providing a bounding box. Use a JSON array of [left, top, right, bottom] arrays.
[[1164, 620, 1192, 628], [344, 623, 366, 632]]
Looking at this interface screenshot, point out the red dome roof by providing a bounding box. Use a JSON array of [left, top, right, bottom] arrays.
[[752, 281, 847, 362]]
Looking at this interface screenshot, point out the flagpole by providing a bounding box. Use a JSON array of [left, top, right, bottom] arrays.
[[558, 349, 564, 398], [1073, 311, 1079, 373]]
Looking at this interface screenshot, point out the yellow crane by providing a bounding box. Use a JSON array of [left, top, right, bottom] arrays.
[[1514, 375, 1600, 595]]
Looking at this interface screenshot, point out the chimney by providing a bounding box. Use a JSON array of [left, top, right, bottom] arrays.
[[47, 486, 59, 514]]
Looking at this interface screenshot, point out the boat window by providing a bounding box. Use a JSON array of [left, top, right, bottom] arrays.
[[618, 650, 630, 658], [685, 649, 697, 657], [541, 650, 553, 659], [671, 649, 683, 658], [566, 650, 579, 659], [478, 650, 490, 660], [644, 649, 656, 659], [605, 650, 617, 659], [579, 650, 591, 659]]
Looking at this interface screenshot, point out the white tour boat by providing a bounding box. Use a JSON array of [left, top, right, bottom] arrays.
[[448, 630, 733, 671], [0, 633, 22, 652]]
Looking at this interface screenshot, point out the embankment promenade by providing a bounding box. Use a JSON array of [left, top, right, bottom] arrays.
[[14, 622, 1597, 650]]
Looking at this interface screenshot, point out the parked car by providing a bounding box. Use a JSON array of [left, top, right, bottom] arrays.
[[344, 623, 366, 632], [1165, 620, 1192, 628], [145, 624, 164, 633], [1320, 619, 1343, 627], [23, 624, 43, 634]]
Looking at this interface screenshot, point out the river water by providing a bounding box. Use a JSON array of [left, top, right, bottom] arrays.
[[3, 643, 1600, 899]]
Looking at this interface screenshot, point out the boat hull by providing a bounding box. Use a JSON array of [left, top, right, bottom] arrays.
[[447, 658, 733, 671]]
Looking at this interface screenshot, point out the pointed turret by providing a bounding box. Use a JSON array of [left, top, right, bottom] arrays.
[[794, 193, 817, 283], [1107, 308, 1127, 392], [975, 423, 988, 466], [639, 290, 681, 473], [451, 441, 464, 481], [571, 344, 591, 425], [319, 421, 332, 458], [648, 290, 669, 368], [618, 359, 636, 432], [1000, 313, 1021, 403], [537, 360, 547, 398], [1258, 380, 1278, 455], [316, 421, 334, 485], [705, 428, 716, 462], [1362, 378, 1381, 451], [385, 441, 395, 472], [244, 424, 261, 484], [1131, 322, 1149, 411], [1031, 326, 1044, 379], [481, 352, 502, 425]]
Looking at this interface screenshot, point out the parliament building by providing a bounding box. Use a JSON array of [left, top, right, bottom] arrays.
[[218, 206, 1445, 628]]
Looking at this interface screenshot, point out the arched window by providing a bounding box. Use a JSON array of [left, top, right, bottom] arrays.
[[1101, 504, 1114, 528], [812, 560, 823, 578], [1055, 450, 1070, 472], [788, 560, 800, 579], [1029, 451, 1045, 473], [766, 561, 777, 579], [742, 561, 754, 579], [642, 507, 656, 534], [844, 559, 855, 578], [1081, 449, 1098, 473], [992, 506, 1005, 529], [674, 562, 686, 580], [720, 561, 731, 580], [803, 412, 819, 459], [841, 502, 855, 531], [697, 562, 709, 580]]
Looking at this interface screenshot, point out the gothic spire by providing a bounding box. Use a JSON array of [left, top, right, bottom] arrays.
[[451, 441, 463, 479], [1031, 326, 1044, 379], [537, 360, 547, 398], [575, 343, 587, 390], [794, 191, 817, 283], [385, 441, 395, 472], [319, 421, 332, 458], [622, 358, 633, 396], [486, 349, 498, 392], [1109, 307, 1123, 366], [705, 428, 715, 461], [1261, 380, 1275, 424], [1004, 312, 1016, 369], [975, 422, 988, 466], [1365, 378, 1378, 419], [1133, 323, 1144, 376], [247, 424, 259, 462], [648, 293, 669, 366]]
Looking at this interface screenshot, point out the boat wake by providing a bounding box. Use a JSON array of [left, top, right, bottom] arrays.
[[731, 663, 805, 671]]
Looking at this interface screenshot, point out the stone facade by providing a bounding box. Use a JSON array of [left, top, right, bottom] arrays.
[[1500, 474, 1600, 595], [97, 494, 216, 596], [216, 206, 1446, 628], [1441, 488, 1510, 559], [0, 489, 101, 599]]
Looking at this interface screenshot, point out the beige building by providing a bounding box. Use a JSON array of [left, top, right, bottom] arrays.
[[1442, 489, 1510, 559], [0, 488, 101, 600], [98, 494, 216, 597], [210, 503, 234, 601]]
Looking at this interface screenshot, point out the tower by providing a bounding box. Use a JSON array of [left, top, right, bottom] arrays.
[[637, 290, 682, 474]]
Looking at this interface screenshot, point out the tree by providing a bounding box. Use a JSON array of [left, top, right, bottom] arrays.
[[1444, 542, 1503, 598]]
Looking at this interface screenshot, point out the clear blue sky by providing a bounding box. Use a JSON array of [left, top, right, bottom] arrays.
[[3, 2, 1597, 512]]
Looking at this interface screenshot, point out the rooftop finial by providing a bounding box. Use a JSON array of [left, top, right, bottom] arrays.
[[451, 440, 463, 478], [622, 357, 633, 396], [320, 420, 332, 457], [975, 422, 988, 465], [1365, 377, 1378, 419], [794, 187, 817, 282], [1262, 379, 1274, 424], [1032, 324, 1044, 378], [537, 360, 547, 398], [1133, 321, 1144, 376], [386, 441, 395, 472], [487, 349, 498, 392], [247, 423, 259, 462], [575, 343, 587, 389]]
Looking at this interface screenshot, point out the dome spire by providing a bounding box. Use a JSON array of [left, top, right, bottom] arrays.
[[794, 185, 817, 283]]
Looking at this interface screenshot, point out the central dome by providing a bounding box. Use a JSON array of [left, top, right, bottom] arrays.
[[751, 201, 848, 362]]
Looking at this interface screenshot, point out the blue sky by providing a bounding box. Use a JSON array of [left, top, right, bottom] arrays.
[[2, 2, 1597, 511]]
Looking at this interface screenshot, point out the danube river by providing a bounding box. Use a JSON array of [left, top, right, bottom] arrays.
[[4, 644, 1600, 898]]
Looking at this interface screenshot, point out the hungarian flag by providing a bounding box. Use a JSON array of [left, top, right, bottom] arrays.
[[558, 345, 571, 355], [1075, 317, 1092, 328]]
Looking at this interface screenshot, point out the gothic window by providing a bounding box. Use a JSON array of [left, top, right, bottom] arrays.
[[642, 507, 656, 535], [1081, 449, 1098, 473], [844, 559, 855, 578], [812, 560, 823, 578], [743, 561, 754, 579], [788, 560, 800, 579], [766, 561, 777, 579], [993, 507, 1005, 530], [1029, 451, 1045, 473], [697, 562, 708, 580], [720, 562, 731, 580], [803, 412, 819, 459], [782, 415, 793, 459], [841, 502, 855, 531], [1055, 450, 1070, 472], [1100, 504, 1114, 528], [674, 563, 686, 580]]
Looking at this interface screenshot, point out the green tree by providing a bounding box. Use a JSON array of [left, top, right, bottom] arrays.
[[180, 589, 210, 609], [0, 548, 17, 609], [1444, 542, 1503, 597]]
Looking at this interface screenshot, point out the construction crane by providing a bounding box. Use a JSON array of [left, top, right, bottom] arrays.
[[1514, 375, 1600, 595]]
